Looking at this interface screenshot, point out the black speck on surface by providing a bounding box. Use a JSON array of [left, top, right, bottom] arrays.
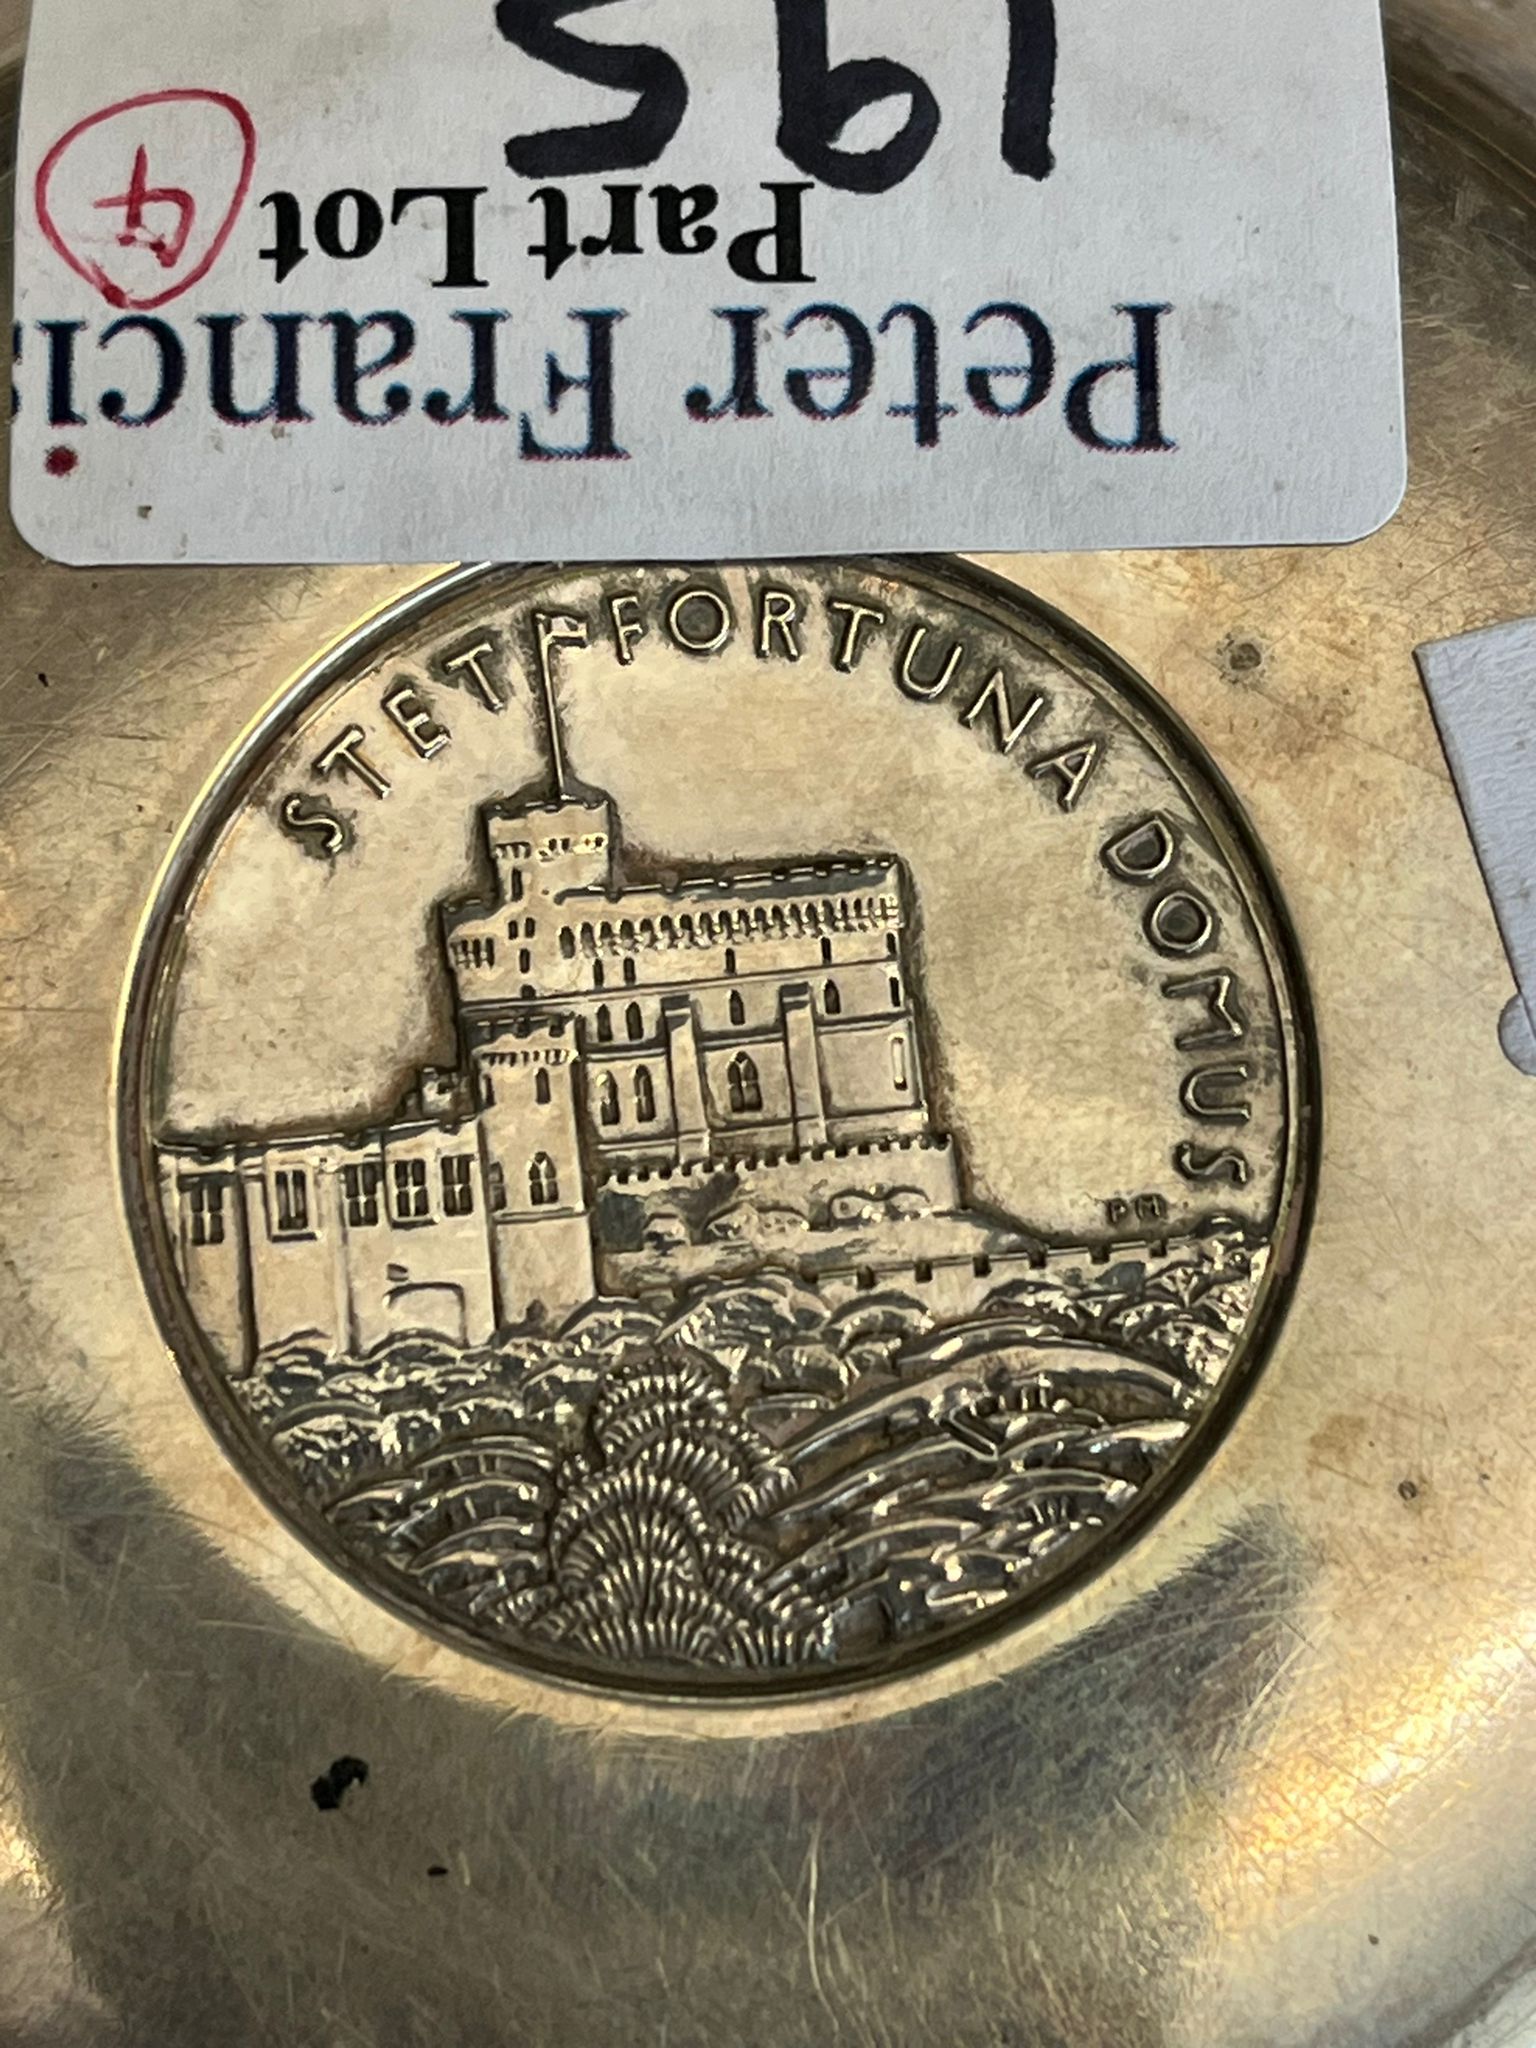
[[311, 1756, 370, 1811], [36, 672, 48, 687], [427, 1864, 448, 1878], [1398, 1478, 1420, 1503]]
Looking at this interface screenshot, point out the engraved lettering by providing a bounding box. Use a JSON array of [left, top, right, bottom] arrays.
[[383, 683, 451, 760], [279, 794, 349, 858], [314, 725, 391, 799], [666, 586, 733, 654], [758, 587, 801, 662], [1175, 1141, 1252, 1186], [898, 623, 964, 701], [1146, 889, 1218, 957], [1103, 814, 1175, 882], [609, 592, 646, 665], [441, 640, 504, 711], [1028, 740, 1101, 813], [961, 669, 1045, 755], [828, 599, 884, 672], [1179, 1063, 1252, 1125], [1162, 972, 1248, 1049]]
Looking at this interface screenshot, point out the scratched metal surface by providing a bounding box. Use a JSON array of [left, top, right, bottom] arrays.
[[3, 9, 1536, 2047]]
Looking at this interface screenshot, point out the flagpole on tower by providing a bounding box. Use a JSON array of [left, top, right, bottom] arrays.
[[533, 612, 589, 800]]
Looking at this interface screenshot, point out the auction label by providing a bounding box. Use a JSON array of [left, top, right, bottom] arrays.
[[11, 0, 1404, 565]]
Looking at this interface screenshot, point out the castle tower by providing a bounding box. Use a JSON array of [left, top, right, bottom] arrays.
[[470, 1018, 593, 1328], [485, 792, 615, 911], [441, 627, 618, 1013]]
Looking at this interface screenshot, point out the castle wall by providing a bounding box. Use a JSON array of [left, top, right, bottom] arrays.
[[167, 1118, 503, 1361], [580, 1042, 677, 1160], [810, 1237, 1193, 1320], [241, 1154, 343, 1354], [598, 1132, 963, 1225], [491, 1212, 594, 1327], [449, 837, 907, 1016], [336, 1140, 496, 1354], [159, 1146, 250, 1374], [817, 1015, 925, 1129], [474, 1024, 594, 1325]]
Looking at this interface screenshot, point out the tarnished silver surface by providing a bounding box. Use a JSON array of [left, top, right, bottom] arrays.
[[3, 6, 1536, 2043], [124, 559, 1311, 1691]]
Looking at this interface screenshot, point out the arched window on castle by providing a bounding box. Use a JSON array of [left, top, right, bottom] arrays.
[[596, 1006, 613, 1043], [823, 979, 842, 1016], [593, 959, 605, 989], [886, 933, 898, 958], [509, 870, 524, 903], [529, 1153, 559, 1206], [626, 1002, 643, 1041], [724, 947, 737, 976], [820, 936, 833, 965], [519, 948, 532, 975], [623, 957, 637, 987], [481, 1070, 496, 1107], [889, 975, 902, 1007], [597, 1073, 620, 1127], [487, 1162, 507, 1211], [729, 991, 746, 1026], [634, 1067, 656, 1122], [560, 927, 575, 958], [891, 1037, 909, 1091], [535, 1069, 552, 1105], [727, 1052, 762, 1115]]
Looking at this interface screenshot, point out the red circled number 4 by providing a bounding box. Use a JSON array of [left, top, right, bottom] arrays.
[[94, 143, 195, 270]]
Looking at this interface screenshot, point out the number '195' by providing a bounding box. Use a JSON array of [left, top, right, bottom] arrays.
[[496, 0, 1057, 194]]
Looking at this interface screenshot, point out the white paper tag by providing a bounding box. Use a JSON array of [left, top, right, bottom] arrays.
[[11, 0, 1404, 566]]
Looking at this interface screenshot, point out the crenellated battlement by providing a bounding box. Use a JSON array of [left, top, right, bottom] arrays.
[[561, 880, 903, 959], [811, 1235, 1193, 1291], [598, 1130, 951, 1190]]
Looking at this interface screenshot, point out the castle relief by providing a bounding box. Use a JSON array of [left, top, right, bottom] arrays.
[[140, 563, 1304, 1688]]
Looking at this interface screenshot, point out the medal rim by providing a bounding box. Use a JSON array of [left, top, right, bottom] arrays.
[[115, 551, 1320, 1704]]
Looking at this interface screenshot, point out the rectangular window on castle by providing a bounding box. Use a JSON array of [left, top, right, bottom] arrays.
[[186, 1177, 225, 1248], [342, 1162, 381, 1227], [391, 1158, 430, 1222], [273, 1169, 309, 1235], [441, 1155, 475, 1217]]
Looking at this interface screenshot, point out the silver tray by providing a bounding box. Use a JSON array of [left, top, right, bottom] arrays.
[[2, 4, 1535, 2042]]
